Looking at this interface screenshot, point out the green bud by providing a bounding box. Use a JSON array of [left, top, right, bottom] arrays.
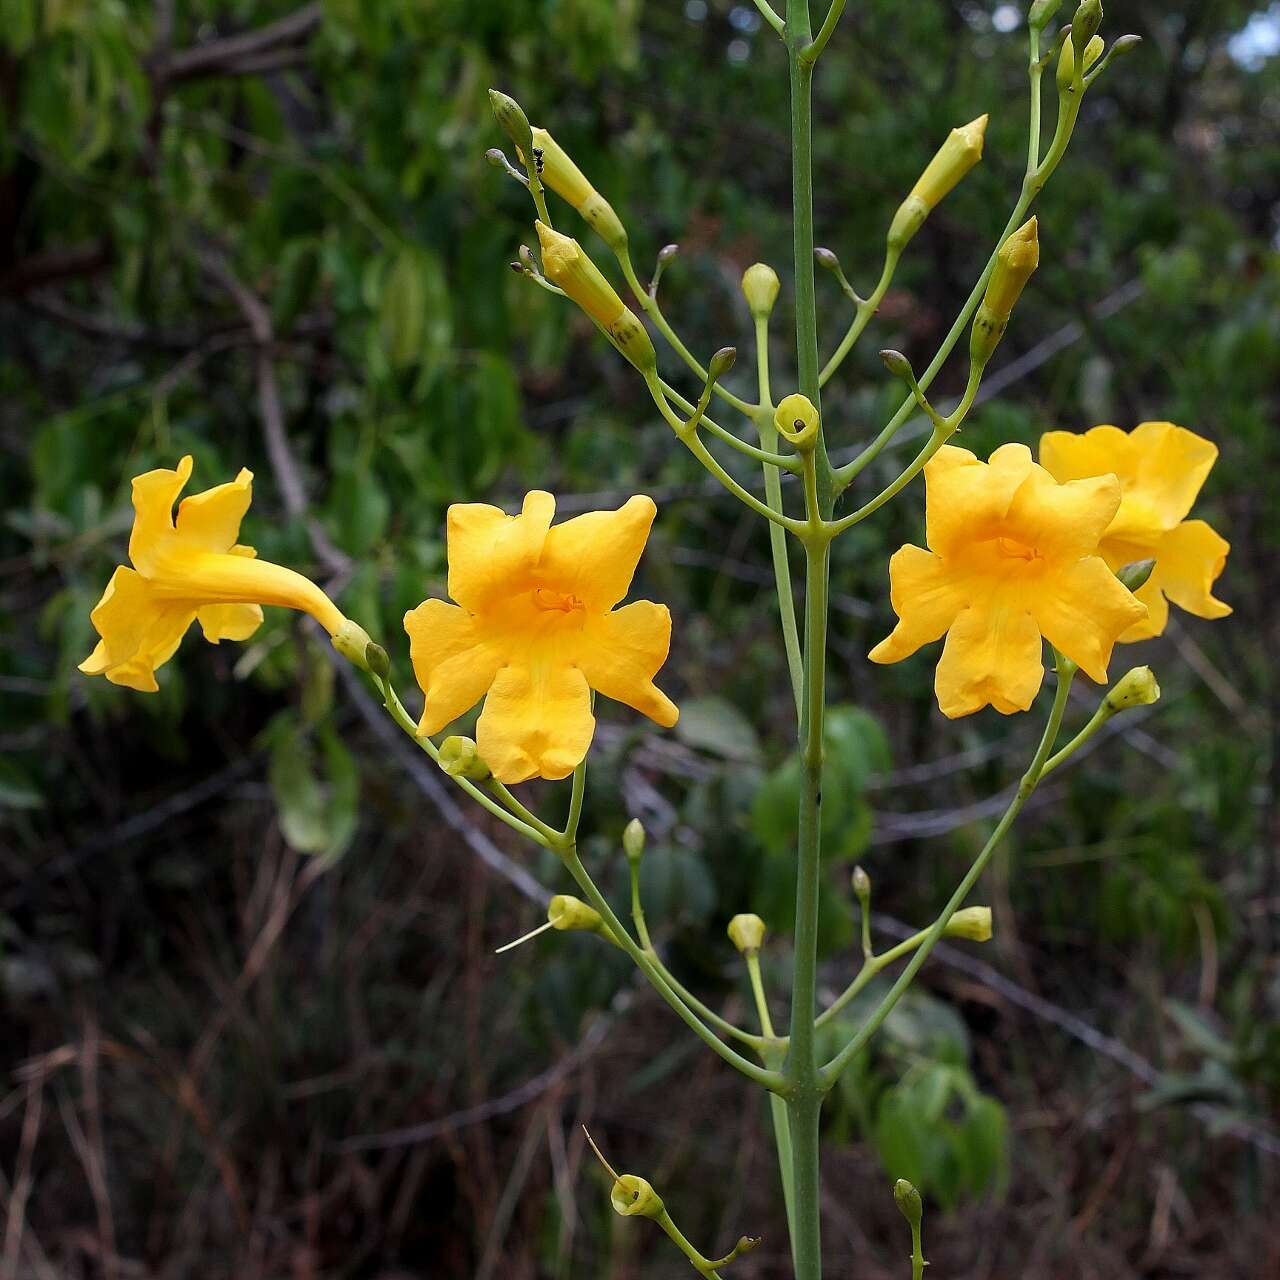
[[610, 1174, 665, 1219], [1029, 0, 1065, 29], [623, 817, 646, 864], [814, 246, 841, 271], [1110, 33, 1142, 58], [439, 735, 491, 782], [485, 147, 509, 169], [1104, 666, 1161, 713], [364, 641, 390, 680], [894, 1179, 923, 1230], [880, 349, 913, 380], [851, 866, 871, 904], [548, 893, 607, 934], [488, 89, 534, 157], [1071, 0, 1104, 56], [727, 913, 767, 955], [774, 392, 821, 454], [658, 243, 680, 266], [944, 906, 993, 942], [741, 262, 781, 319], [1117, 558, 1156, 592], [708, 346, 738, 382]]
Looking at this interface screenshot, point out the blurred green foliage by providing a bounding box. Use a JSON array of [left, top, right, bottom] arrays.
[[2, 1, 1278, 1275]]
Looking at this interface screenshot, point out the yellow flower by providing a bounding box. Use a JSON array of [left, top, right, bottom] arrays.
[[404, 491, 678, 784], [1039, 422, 1231, 641], [869, 443, 1148, 718], [80, 455, 346, 692]]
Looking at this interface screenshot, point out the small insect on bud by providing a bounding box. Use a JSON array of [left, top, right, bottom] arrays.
[[331, 618, 375, 670], [894, 1179, 923, 1230], [1029, 0, 1065, 29], [773, 392, 821, 454], [741, 262, 781, 319], [623, 817, 646, 864], [1117, 559, 1156, 592], [610, 1174, 665, 1220], [1058, 31, 1105, 89], [970, 217, 1039, 366], [727, 913, 767, 955], [517, 126, 628, 250], [888, 114, 989, 251], [536, 221, 656, 371], [488, 89, 533, 156], [439, 735, 492, 782], [944, 906, 993, 942], [1104, 666, 1161, 713]]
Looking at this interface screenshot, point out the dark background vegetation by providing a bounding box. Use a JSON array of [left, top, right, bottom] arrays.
[[2, 1, 1278, 1276]]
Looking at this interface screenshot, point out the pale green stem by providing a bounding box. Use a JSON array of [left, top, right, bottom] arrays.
[[377, 677, 553, 848], [802, 0, 846, 63], [818, 246, 901, 387], [488, 778, 563, 845], [562, 757, 588, 841], [560, 846, 786, 1092], [618, 248, 757, 418], [660, 378, 799, 471], [814, 928, 935, 1030], [832, 36, 1084, 495], [752, 0, 786, 35], [1040, 701, 1118, 776], [820, 654, 1077, 1089]]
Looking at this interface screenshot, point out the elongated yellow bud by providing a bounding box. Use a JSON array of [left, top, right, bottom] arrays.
[[1058, 32, 1105, 89], [888, 114, 989, 250], [535, 221, 656, 371], [521, 127, 627, 250], [944, 906, 993, 942], [970, 217, 1039, 365]]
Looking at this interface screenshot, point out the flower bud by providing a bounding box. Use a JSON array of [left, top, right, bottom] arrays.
[[727, 913, 767, 955], [708, 346, 738, 383], [1071, 0, 1104, 55], [741, 263, 781, 319], [331, 618, 375, 670], [1104, 665, 1160, 713], [547, 894, 619, 946], [880, 349, 913, 381], [623, 817, 646, 864], [774, 392, 821, 453], [1058, 31, 1105, 89], [1116, 558, 1156, 592], [888, 114, 988, 251], [893, 1179, 923, 1230], [439, 735, 492, 782], [610, 1174, 665, 1219], [1029, 0, 1065, 29], [519, 127, 627, 251], [536, 221, 656, 371], [851, 866, 871, 905], [944, 906, 993, 942], [488, 89, 533, 157], [364, 641, 390, 680], [814, 247, 840, 272], [970, 217, 1039, 365]]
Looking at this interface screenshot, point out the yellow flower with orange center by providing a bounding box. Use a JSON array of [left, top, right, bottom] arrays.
[[870, 443, 1148, 717], [404, 491, 678, 784], [1038, 422, 1231, 641], [80, 455, 347, 692]]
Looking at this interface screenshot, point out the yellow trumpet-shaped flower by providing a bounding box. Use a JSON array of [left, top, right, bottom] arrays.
[[870, 444, 1148, 718], [1039, 422, 1231, 641], [404, 491, 678, 784], [80, 455, 346, 693]]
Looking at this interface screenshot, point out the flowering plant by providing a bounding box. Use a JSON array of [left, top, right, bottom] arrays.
[[82, 1, 1232, 1274]]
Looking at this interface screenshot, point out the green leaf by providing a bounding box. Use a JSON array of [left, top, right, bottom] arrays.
[[378, 244, 452, 372], [265, 711, 360, 861], [674, 696, 761, 763]]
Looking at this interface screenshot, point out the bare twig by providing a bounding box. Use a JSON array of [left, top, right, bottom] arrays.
[[160, 4, 323, 84]]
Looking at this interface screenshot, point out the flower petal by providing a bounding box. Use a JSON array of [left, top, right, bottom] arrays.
[[577, 600, 678, 727], [934, 602, 1044, 718], [477, 660, 595, 783], [869, 545, 968, 664], [537, 495, 658, 611], [1153, 518, 1232, 621], [197, 602, 264, 644], [1040, 422, 1218, 538], [925, 443, 1035, 557], [1029, 556, 1147, 682], [176, 468, 254, 554], [79, 565, 195, 692], [447, 491, 556, 613], [1003, 466, 1121, 564], [404, 598, 505, 736], [129, 455, 193, 576]]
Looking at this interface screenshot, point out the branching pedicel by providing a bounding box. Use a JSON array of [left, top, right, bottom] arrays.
[[80, 3, 1234, 1275]]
